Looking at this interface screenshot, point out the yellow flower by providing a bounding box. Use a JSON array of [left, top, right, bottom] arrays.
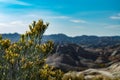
[[21, 63, 27, 69], [44, 59, 46, 61], [28, 40, 33, 46], [21, 57, 25, 63], [35, 44, 40, 49], [19, 46, 22, 50], [28, 61, 33, 66], [22, 61, 33, 69], [43, 64, 49, 69], [13, 43, 17, 47], [14, 53, 19, 57], [10, 59, 15, 64]]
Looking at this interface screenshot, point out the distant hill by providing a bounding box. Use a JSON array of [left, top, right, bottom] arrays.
[[1, 33, 120, 48], [47, 34, 120, 48], [43, 34, 120, 48], [2, 33, 20, 42]]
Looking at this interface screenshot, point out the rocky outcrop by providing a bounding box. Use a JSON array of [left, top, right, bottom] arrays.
[[62, 69, 116, 80], [106, 62, 120, 78], [63, 63, 120, 80], [108, 62, 120, 72]]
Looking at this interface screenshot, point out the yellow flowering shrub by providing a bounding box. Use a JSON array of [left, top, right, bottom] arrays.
[[39, 64, 64, 80], [0, 20, 63, 80]]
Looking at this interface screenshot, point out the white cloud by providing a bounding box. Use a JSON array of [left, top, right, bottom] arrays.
[[0, 21, 27, 28], [10, 21, 24, 25], [104, 25, 120, 29], [0, 23, 7, 27], [110, 13, 120, 20], [70, 19, 86, 23], [110, 16, 120, 19], [26, 15, 70, 19], [0, 0, 31, 6], [48, 16, 70, 19], [0, 21, 28, 33]]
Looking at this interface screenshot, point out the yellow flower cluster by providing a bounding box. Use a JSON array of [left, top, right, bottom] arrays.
[[28, 40, 34, 46], [39, 64, 64, 80], [0, 39, 11, 49], [40, 41, 54, 54], [4, 43, 20, 63], [5, 51, 19, 58], [21, 61, 33, 69], [20, 57, 26, 63], [4, 49, 19, 64]]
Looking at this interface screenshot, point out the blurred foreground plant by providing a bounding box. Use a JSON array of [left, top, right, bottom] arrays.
[[0, 20, 63, 80]]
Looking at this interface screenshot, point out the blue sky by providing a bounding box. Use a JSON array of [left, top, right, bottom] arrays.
[[0, 0, 120, 36]]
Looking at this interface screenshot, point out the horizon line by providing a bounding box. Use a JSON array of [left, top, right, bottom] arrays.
[[1, 32, 120, 37]]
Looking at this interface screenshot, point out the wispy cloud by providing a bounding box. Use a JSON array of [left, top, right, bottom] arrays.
[[0, 21, 26, 27], [0, 0, 31, 6], [110, 13, 120, 20], [70, 19, 87, 23], [48, 16, 70, 19], [104, 25, 120, 29], [0, 21, 28, 33]]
